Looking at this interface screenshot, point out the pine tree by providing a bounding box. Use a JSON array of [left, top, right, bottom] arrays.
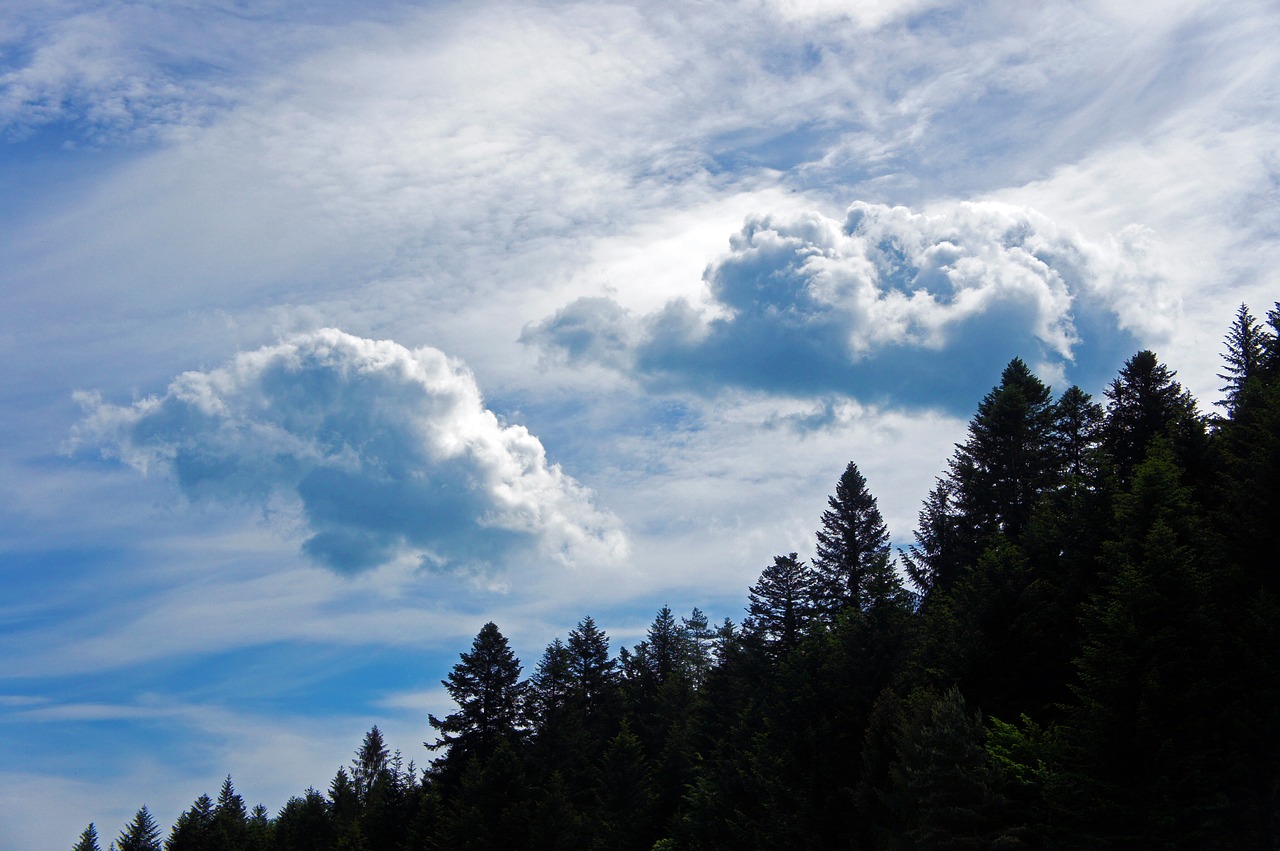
[[114, 806, 162, 851], [1262, 301, 1280, 377], [594, 722, 658, 851], [813, 461, 894, 619], [72, 823, 102, 851], [246, 804, 270, 851], [625, 605, 687, 687], [745, 553, 816, 654], [427, 622, 525, 778]]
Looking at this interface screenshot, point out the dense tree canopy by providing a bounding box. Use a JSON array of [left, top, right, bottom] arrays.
[[82, 303, 1280, 850]]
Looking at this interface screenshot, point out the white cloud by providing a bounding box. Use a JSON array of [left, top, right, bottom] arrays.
[[525, 200, 1159, 406], [72, 329, 626, 575]]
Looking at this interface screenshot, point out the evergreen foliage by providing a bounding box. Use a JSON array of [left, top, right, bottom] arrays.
[[72, 823, 102, 851], [427, 621, 525, 780], [87, 304, 1280, 850], [745, 552, 815, 654], [813, 462, 894, 618], [115, 806, 162, 851]]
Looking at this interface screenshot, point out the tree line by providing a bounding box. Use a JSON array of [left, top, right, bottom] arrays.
[[79, 302, 1280, 850]]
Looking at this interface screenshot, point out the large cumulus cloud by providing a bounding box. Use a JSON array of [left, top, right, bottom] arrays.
[[72, 329, 627, 575], [523, 201, 1158, 409]]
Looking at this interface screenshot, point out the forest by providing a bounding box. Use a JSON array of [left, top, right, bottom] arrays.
[[77, 302, 1280, 850]]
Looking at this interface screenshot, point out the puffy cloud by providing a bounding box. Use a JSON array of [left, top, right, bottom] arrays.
[[72, 329, 626, 575], [525, 200, 1154, 408]]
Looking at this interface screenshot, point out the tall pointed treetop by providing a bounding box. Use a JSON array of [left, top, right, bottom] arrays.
[[814, 461, 892, 618]]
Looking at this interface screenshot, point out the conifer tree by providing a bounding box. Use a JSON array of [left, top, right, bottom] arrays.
[[114, 806, 162, 851], [351, 726, 390, 806], [273, 788, 334, 851], [745, 552, 816, 654], [165, 793, 214, 851], [427, 621, 525, 778], [680, 608, 715, 685], [813, 461, 893, 619], [1218, 303, 1266, 414], [566, 615, 618, 719], [72, 823, 101, 851], [1066, 442, 1222, 846], [529, 637, 574, 734], [901, 478, 959, 594], [1102, 350, 1198, 481], [950, 357, 1058, 547], [890, 688, 1010, 850], [1052, 385, 1105, 487], [212, 776, 250, 851]]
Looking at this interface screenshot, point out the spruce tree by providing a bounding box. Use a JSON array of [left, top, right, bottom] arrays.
[[950, 357, 1058, 547], [1102, 350, 1198, 481], [745, 552, 816, 654], [1218, 303, 1266, 413], [273, 788, 334, 851], [72, 823, 102, 851], [901, 478, 960, 595], [566, 615, 618, 720], [529, 637, 574, 735], [351, 726, 390, 806], [114, 806, 162, 851], [813, 461, 893, 619], [212, 776, 250, 851], [165, 794, 214, 851], [427, 621, 525, 779]]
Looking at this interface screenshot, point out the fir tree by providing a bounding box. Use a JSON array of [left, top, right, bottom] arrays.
[[680, 608, 715, 685], [1052, 385, 1105, 487]]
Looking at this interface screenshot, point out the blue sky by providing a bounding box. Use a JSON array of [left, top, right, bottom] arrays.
[[2, 0, 1278, 846]]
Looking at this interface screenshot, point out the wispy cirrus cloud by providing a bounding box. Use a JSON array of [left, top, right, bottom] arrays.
[[72, 329, 626, 575], [523, 200, 1156, 409]]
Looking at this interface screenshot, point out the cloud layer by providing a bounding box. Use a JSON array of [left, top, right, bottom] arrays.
[[73, 329, 626, 575], [524, 200, 1154, 408]]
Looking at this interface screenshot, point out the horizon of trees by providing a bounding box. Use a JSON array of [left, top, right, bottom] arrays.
[[79, 301, 1280, 850]]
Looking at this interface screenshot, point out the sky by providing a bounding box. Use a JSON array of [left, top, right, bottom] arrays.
[[2, 0, 1278, 846]]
